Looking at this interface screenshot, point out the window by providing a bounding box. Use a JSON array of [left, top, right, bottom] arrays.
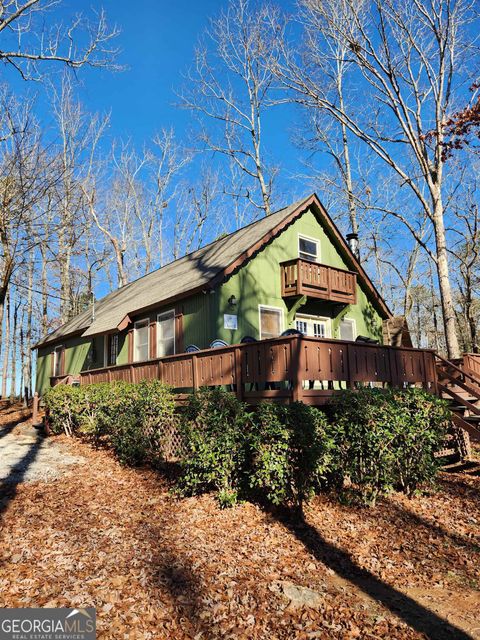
[[53, 345, 64, 377], [339, 318, 356, 342], [105, 333, 119, 367], [157, 310, 175, 357], [295, 315, 330, 338], [134, 319, 150, 362], [259, 305, 283, 339], [298, 235, 319, 262]]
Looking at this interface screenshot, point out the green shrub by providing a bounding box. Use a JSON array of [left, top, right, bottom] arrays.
[[44, 379, 177, 466], [177, 388, 252, 507], [248, 402, 333, 509], [111, 380, 177, 466], [329, 388, 450, 505], [44, 385, 86, 436]]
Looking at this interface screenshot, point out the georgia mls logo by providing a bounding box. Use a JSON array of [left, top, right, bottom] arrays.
[[0, 607, 96, 640]]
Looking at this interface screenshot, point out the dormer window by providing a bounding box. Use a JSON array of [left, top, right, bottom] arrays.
[[298, 235, 319, 262]]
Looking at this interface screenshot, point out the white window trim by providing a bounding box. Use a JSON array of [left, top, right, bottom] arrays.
[[258, 304, 284, 340], [157, 309, 176, 357], [298, 233, 320, 263], [53, 345, 64, 377], [339, 317, 357, 341], [295, 313, 332, 338], [133, 319, 150, 362]]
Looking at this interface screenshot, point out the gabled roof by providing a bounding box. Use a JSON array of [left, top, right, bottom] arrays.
[[34, 193, 391, 349]]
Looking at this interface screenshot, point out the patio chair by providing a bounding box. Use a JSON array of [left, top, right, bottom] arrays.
[[185, 344, 200, 353], [209, 339, 228, 349], [281, 328, 304, 336]]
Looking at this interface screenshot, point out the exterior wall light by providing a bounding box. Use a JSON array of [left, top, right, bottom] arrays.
[[228, 294, 237, 307]]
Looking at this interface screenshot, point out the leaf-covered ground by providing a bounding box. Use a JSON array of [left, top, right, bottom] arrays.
[[0, 414, 479, 639]]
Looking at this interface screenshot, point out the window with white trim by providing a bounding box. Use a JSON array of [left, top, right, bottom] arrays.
[[157, 310, 175, 357], [295, 315, 330, 338], [339, 318, 356, 342], [298, 235, 319, 262], [134, 319, 150, 362], [259, 306, 283, 339], [53, 345, 64, 377]]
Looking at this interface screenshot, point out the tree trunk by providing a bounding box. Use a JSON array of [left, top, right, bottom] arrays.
[[432, 193, 460, 359], [10, 298, 18, 401], [1, 291, 10, 398], [40, 242, 49, 336], [24, 255, 33, 402]]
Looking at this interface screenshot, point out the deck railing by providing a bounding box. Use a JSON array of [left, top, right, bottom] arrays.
[[463, 353, 480, 383], [280, 259, 357, 305], [78, 335, 437, 405]]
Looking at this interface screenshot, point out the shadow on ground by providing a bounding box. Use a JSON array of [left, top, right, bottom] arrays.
[[273, 506, 474, 640]]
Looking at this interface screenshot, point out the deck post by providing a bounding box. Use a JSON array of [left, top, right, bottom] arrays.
[[192, 353, 198, 391], [32, 392, 39, 425], [291, 336, 303, 403], [234, 347, 243, 401]]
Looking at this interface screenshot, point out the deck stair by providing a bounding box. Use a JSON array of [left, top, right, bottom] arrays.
[[435, 354, 480, 460]]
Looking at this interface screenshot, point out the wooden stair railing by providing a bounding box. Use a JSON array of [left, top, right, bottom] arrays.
[[435, 354, 480, 444]]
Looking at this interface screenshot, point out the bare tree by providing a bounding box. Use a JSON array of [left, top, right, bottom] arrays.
[[84, 131, 191, 288], [52, 76, 108, 318], [173, 167, 220, 259], [450, 197, 480, 352], [277, 0, 478, 358], [182, 0, 282, 216], [0, 0, 120, 80]]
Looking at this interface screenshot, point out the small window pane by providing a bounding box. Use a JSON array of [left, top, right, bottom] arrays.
[[158, 311, 175, 357], [134, 321, 149, 362], [260, 307, 282, 339], [53, 346, 63, 377], [106, 334, 118, 366], [313, 322, 326, 338], [299, 237, 318, 262], [296, 320, 308, 335]]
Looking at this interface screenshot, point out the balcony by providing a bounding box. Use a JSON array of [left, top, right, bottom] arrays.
[[280, 258, 357, 305]]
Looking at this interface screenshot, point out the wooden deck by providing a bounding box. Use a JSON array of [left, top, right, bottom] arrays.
[[280, 259, 357, 305], [72, 335, 438, 406]]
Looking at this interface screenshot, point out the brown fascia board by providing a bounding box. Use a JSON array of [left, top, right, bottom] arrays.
[[209, 192, 392, 320]]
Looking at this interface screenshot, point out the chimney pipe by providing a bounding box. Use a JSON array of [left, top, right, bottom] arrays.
[[346, 232, 360, 261]]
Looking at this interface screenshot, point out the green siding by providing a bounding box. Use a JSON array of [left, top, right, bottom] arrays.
[[214, 209, 383, 344], [35, 206, 385, 394]]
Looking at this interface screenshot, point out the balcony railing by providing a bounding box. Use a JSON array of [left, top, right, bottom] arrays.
[[78, 335, 437, 406], [280, 259, 357, 305]]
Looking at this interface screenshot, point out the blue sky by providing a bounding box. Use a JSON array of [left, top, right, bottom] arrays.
[[6, 0, 309, 207]]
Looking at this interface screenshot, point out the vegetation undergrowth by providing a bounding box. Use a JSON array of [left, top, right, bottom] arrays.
[[44, 383, 451, 509]]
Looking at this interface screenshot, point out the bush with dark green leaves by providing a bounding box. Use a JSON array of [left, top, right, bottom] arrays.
[[248, 402, 334, 509], [329, 388, 450, 505], [44, 384, 87, 437], [177, 387, 251, 507], [44, 379, 177, 466], [110, 380, 177, 466]]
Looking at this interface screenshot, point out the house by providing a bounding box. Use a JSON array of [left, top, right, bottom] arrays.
[[34, 193, 397, 395]]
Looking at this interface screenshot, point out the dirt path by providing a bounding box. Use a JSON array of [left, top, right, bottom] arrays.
[[0, 415, 479, 639], [0, 420, 85, 485]]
